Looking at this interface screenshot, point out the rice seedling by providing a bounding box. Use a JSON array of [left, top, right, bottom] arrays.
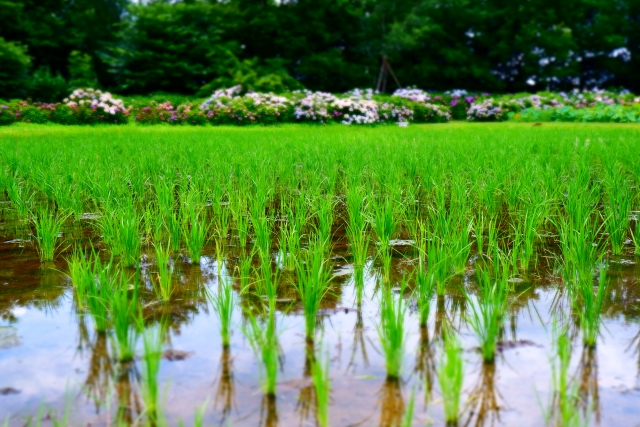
[[578, 265, 609, 348], [345, 186, 370, 267], [85, 256, 116, 333], [7, 177, 35, 219], [475, 213, 486, 256], [139, 324, 164, 423], [206, 276, 235, 348], [31, 206, 67, 261], [230, 190, 250, 248], [109, 271, 139, 362], [438, 330, 464, 426], [371, 195, 398, 254], [181, 203, 210, 264], [427, 236, 452, 296], [376, 278, 407, 380], [311, 345, 331, 427], [312, 192, 334, 250], [293, 240, 333, 341], [251, 206, 273, 259], [100, 202, 141, 268], [415, 260, 436, 327], [462, 264, 509, 363], [243, 307, 280, 397], [153, 241, 174, 302], [603, 164, 632, 255]]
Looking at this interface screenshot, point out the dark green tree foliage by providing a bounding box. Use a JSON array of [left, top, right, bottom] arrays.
[[0, 0, 639, 96], [0, 37, 31, 98], [101, 2, 238, 93]]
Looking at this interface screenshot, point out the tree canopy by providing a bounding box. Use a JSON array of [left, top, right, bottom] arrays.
[[1, 0, 638, 98]]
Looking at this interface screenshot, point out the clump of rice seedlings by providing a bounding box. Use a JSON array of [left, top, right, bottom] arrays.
[[31, 206, 67, 261], [206, 276, 235, 348], [230, 191, 250, 248], [462, 263, 509, 363], [311, 345, 331, 427], [438, 330, 464, 426], [279, 196, 307, 271], [427, 237, 452, 296], [109, 271, 139, 362], [516, 202, 544, 270], [313, 192, 334, 250], [236, 249, 254, 292], [100, 202, 141, 268], [243, 307, 280, 397], [578, 265, 609, 348], [376, 278, 407, 380], [486, 216, 499, 259], [182, 204, 210, 264], [294, 240, 333, 341], [346, 186, 369, 264], [603, 164, 632, 255], [631, 221, 640, 255], [371, 194, 398, 253], [545, 321, 589, 427], [556, 211, 606, 289], [139, 324, 164, 423], [153, 241, 174, 302], [415, 259, 436, 327], [7, 177, 35, 219], [251, 206, 273, 259], [66, 249, 92, 308], [85, 257, 116, 333]]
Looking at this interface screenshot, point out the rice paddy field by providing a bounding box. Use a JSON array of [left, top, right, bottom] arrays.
[[0, 122, 639, 427]]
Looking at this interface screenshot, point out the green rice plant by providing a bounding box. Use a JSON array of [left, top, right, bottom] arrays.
[[279, 198, 306, 270], [556, 211, 606, 289], [109, 271, 139, 362], [462, 265, 509, 363], [139, 324, 164, 422], [243, 307, 280, 397], [7, 177, 35, 219], [206, 277, 235, 348], [427, 236, 452, 296], [153, 241, 174, 302], [603, 164, 632, 255], [376, 278, 407, 380], [251, 207, 272, 259], [230, 192, 250, 248], [486, 215, 499, 259], [293, 240, 333, 341], [311, 345, 331, 427], [438, 330, 464, 426], [237, 249, 254, 292], [631, 221, 640, 255], [31, 206, 67, 261], [100, 202, 141, 267], [85, 256, 116, 333], [415, 259, 436, 327], [313, 193, 334, 249], [371, 195, 398, 254], [181, 203, 210, 264], [516, 202, 544, 270], [66, 249, 91, 308], [346, 186, 370, 269], [545, 321, 589, 427], [475, 213, 486, 256], [255, 252, 281, 306], [578, 265, 609, 348]]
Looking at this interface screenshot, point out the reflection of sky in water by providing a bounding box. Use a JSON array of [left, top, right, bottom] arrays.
[[0, 256, 639, 427]]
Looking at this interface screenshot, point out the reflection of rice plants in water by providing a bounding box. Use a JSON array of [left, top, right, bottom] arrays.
[[438, 330, 464, 426]]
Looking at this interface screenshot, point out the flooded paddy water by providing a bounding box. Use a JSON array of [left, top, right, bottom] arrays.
[[0, 124, 639, 426]]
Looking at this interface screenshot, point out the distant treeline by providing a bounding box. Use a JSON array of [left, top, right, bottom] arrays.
[[1, 0, 639, 100]]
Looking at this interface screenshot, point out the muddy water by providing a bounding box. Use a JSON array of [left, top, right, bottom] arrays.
[[0, 213, 639, 426]]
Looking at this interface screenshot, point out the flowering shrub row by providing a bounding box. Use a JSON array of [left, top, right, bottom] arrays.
[[2, 87, 640, 126]]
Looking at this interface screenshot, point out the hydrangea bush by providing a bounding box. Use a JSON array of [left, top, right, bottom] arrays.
[[3, 86, 640, 126]]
